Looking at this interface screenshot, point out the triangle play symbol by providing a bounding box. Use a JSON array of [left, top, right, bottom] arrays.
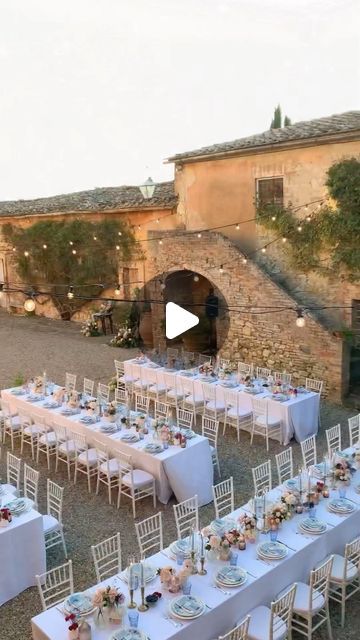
[[165, 302, 199, 340]]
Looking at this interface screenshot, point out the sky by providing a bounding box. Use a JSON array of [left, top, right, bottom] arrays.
[[0, 0, 359, 200]]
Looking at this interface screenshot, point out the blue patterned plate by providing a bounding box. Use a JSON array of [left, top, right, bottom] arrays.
[[170, 595, 205, 620], [63, 592, 93, 615]]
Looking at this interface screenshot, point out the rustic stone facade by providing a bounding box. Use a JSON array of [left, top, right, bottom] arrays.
[[144, 230, 344, 401]]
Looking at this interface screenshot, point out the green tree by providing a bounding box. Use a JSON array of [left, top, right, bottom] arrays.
[[270, 104, 282, 129], [284, 115, 291, 126], [2, 218, 139, 318], [256, 157, 360, 281]]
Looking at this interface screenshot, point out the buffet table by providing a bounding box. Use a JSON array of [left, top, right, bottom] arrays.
[[1, 389, 214, 506], [125, 360, 320, 445], [0, 490, 46, 606], [31, 450, 360, 640]]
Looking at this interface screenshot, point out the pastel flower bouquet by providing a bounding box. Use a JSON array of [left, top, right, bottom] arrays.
[[81, 317, 101, 337], [205, 534, 231, 560], [332, 461, 352, 486], [199, 363, 214, 376], [267, 503, 290, 529], [157, 563, 192, 592], [237, 513, 257, 541], [92, 586, 125, 624], [104, 401, 117, 422], [0, 507, 12, 527], [110, 324, 138, 348]]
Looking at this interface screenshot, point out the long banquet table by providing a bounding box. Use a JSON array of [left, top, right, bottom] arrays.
[[125, 359, 320, 445], [0, 490, 46, 606], [31, 449, 360, 640], [1, 388, 214, 506]]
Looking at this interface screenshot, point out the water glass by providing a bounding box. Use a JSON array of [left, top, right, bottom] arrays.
[[229, 550, 238, 566], [270, 529, 278, 542], [176, 551, 184, 566], [128, 610, 139, 628], [309, 506, 317, 520], [182, 579, 192, 595], [163, 441, 169, 450], [339, 486, 347, 499]]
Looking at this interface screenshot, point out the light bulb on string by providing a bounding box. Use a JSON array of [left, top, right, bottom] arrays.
[[236, 224, 240, 230], [12, 247, 16, 252], [156, 218, 160, 224], [93, 236, 97, 241], [159, 239, 163, 245], [24, 297, 36, 312], [118, 231, 122, 236], [137, 225, 141, 230], [295, 308, 305, 328], [271, 216, 276, 221], [242, 257, 247, 264], [306, 215, 312, 222], [72, 249, 77, 255], [159, 280, 166, 290], [297, 225, 302, 232], [67, 286, 74, 300], [219, 265, 224, 273], [193, 274, 199, 282], [24, 250, 29, 257], [282, 237, 287, 243], [197, 233, 202, 238], [261, 247, 266, 253], [114, 284, 121, 296], [69, 241, 73, 246], [42, 244, 47, 249], [116, 245, 120, 251]]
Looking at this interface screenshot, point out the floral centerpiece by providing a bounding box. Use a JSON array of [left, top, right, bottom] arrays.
[[223, 528, 243, 547], [81, 316, 101, 337], [33, 375, 45, 394], [92, 586, 125, 625], [199, 363, 214, 376], [266, 503, 290, 529], [353, 450, 360, 467], [68, 390, 79, 409], [237, 513, 257, 541], [104, 401, 117, 422], [0, 507, 12, 527], [218, 362, 236, 379], [86, 399, 98, 416], [205, 534, 231, 560], [157, 563, 192, 592], [281, 490, 298, 513], [110, 324, 138, 348], [332, 461, 352, 486]]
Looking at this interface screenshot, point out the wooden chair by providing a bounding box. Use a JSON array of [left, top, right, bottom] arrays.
[[37, 425, 57, 469], [24, 463, 40, 509], [36, 560, 73, 611], [135, 512, 163, 558], [300, 435, 317, 469], [135, 393, 150, 414], [117, 452, 156, 517], [73, 432, 98, 493], [20, 412, 44, 459], [252, 460, 272, 496], [91, 532, 122, 583], [325, 424, 341, 457], [275, 447, 294, 484], [328, 537, 360, 627], [173, 495, 199, 539], [154, 400, 171, 421], [250, 398, 282, 451], [212, 477, 234, 518], [54, 424, 76, 480], [248, 584, 296, 640], [238, 362, 253, 378], [219, 616, 250, 640], [348, 414, 360, 447], [163, 371, 184, 408], [202, 415, 221, 476], [2, 401, 21, 449], [274, 372, 292, 385], [181, 377, 204, 415], [65, 373, 77, 392], [43, 479, 67, 557], [291, 556, 333, 639], [97, 383, 110, 403]]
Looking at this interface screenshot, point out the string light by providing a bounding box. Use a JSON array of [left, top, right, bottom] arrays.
[[24, 297, 36, 312], [306, 215, 311, 222], [42, 244, 47, 249], [118, 231, 122, 236], [297, 225, 302, 232], [219, 265, 224, 273], [12, 247, 16, 252], [282, 237, 287, 243], [24, 251, 29, 257], [160, 280, 166, 290], [72, 249, 77, 255], [114, 284, 121, 296], [193, 275, 199, 282], [116, 245, 120, 250], [295, 308, 305, 327], [67, 286, 74, 300], [197, 233, 202, 238], [156, 218, 160, 224], [271, 216, 276, 221], [261, 247, 266, 253], [242, 257, 247, 264], [93, 236, 97, 241], [159, 239, 163, 245], [236, 224, 240, 230], [69, 241, 73, 246]]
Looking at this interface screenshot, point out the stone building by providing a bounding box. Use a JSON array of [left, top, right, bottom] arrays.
[[0, 111, 360, 402]]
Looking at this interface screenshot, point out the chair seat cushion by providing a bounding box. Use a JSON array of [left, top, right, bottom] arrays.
[[122, 469, 154, 488], [293, 581, 325, 615], [78, 448, 98, 466], [58, 440, 76, 455], [248, 604, 287, 640], [330, 553, 358, 582], [227, 406, 252, 419], [39, 431, 57, 445], [133, 381, 148, 390], [255, 415, 281, 428], [42, 514, 60, 533], [5, 416, 21, 429], [100, 458, 119, 476], [148, 384, 166, 394], [24, 425, 43, 436], [184, 395, 203, 406], [167, 389, 184, 399], [205, 400, 225, 412]]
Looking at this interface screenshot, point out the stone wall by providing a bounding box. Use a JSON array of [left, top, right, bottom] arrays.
[[144, 230, 345, 401]]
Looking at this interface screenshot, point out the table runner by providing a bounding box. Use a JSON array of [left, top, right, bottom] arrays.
[[31, 451, 360, 640]]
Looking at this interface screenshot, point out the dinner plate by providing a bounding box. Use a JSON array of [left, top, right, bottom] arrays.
[[355, 484, 360, 494], [43, 401, 59, 409], [63, 592, 94, 615], [271, 394, 288, 402], [120, 433, 139, 443], [181, 428, 196, 439], [169, 537, 192, 557], [198, 375, 215, 382], [169, 595, 205, 620], [243, 387, 261, 394], [209, 517, 236, 535], [216, 566, 247, 587], [109, 630, 148, 640], [257, 541, 287, 560], [178, 370, 195, 377], [100, 424, 118, 433], [299, 517, 327, 534], [124, 563, 157, 584], [4, 497, 34, 515], [284, 478, 300, 491], [11, 388, 26, 395], [328, 498, 355, 514], [143, 443, 163, 454], [26, 395, 44, 402], [219, 380, 238, 388]]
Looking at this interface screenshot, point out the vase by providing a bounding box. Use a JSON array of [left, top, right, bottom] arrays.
[[219, 548, 231, 561], [206, 549, 218, 562], [68, 630, 79, 640]]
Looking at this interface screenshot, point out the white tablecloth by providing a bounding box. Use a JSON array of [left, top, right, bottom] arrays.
[[1, 389, 213, 507], [0, 491, 46, 606], [31, 450, 360, 640], [125, 360, 320, 445]]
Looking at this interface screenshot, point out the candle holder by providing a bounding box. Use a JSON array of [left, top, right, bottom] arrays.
[[138, 586, 149, 612], [128, 588, 137, 609], [190, 550, 198, 574], [198, 556, 207, 575]]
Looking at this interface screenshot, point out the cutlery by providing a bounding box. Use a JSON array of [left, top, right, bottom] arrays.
[[256, 558, 271, 567], [278, 540, 296, 551], [163, 614, 183, 627], [246, 570, 257, 579], [212, 584, 231, 595]]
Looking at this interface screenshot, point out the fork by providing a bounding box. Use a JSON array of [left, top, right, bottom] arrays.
[[212, 584, 231, 596]]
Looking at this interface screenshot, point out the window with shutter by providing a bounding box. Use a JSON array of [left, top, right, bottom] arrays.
[[256, 177, 284, 206]]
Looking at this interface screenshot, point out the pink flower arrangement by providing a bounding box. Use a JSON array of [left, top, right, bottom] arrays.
[[91, 585, 125, 609], [157, 564, 191, 592]]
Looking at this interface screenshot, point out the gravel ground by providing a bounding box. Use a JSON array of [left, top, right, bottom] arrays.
[[0, 310, 358, 640]]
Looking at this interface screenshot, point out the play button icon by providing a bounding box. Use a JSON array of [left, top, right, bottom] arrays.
[[165, 302, 199, 340]]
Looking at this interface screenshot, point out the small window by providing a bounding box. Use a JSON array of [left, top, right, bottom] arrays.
[[256, 177, 284, 207]]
